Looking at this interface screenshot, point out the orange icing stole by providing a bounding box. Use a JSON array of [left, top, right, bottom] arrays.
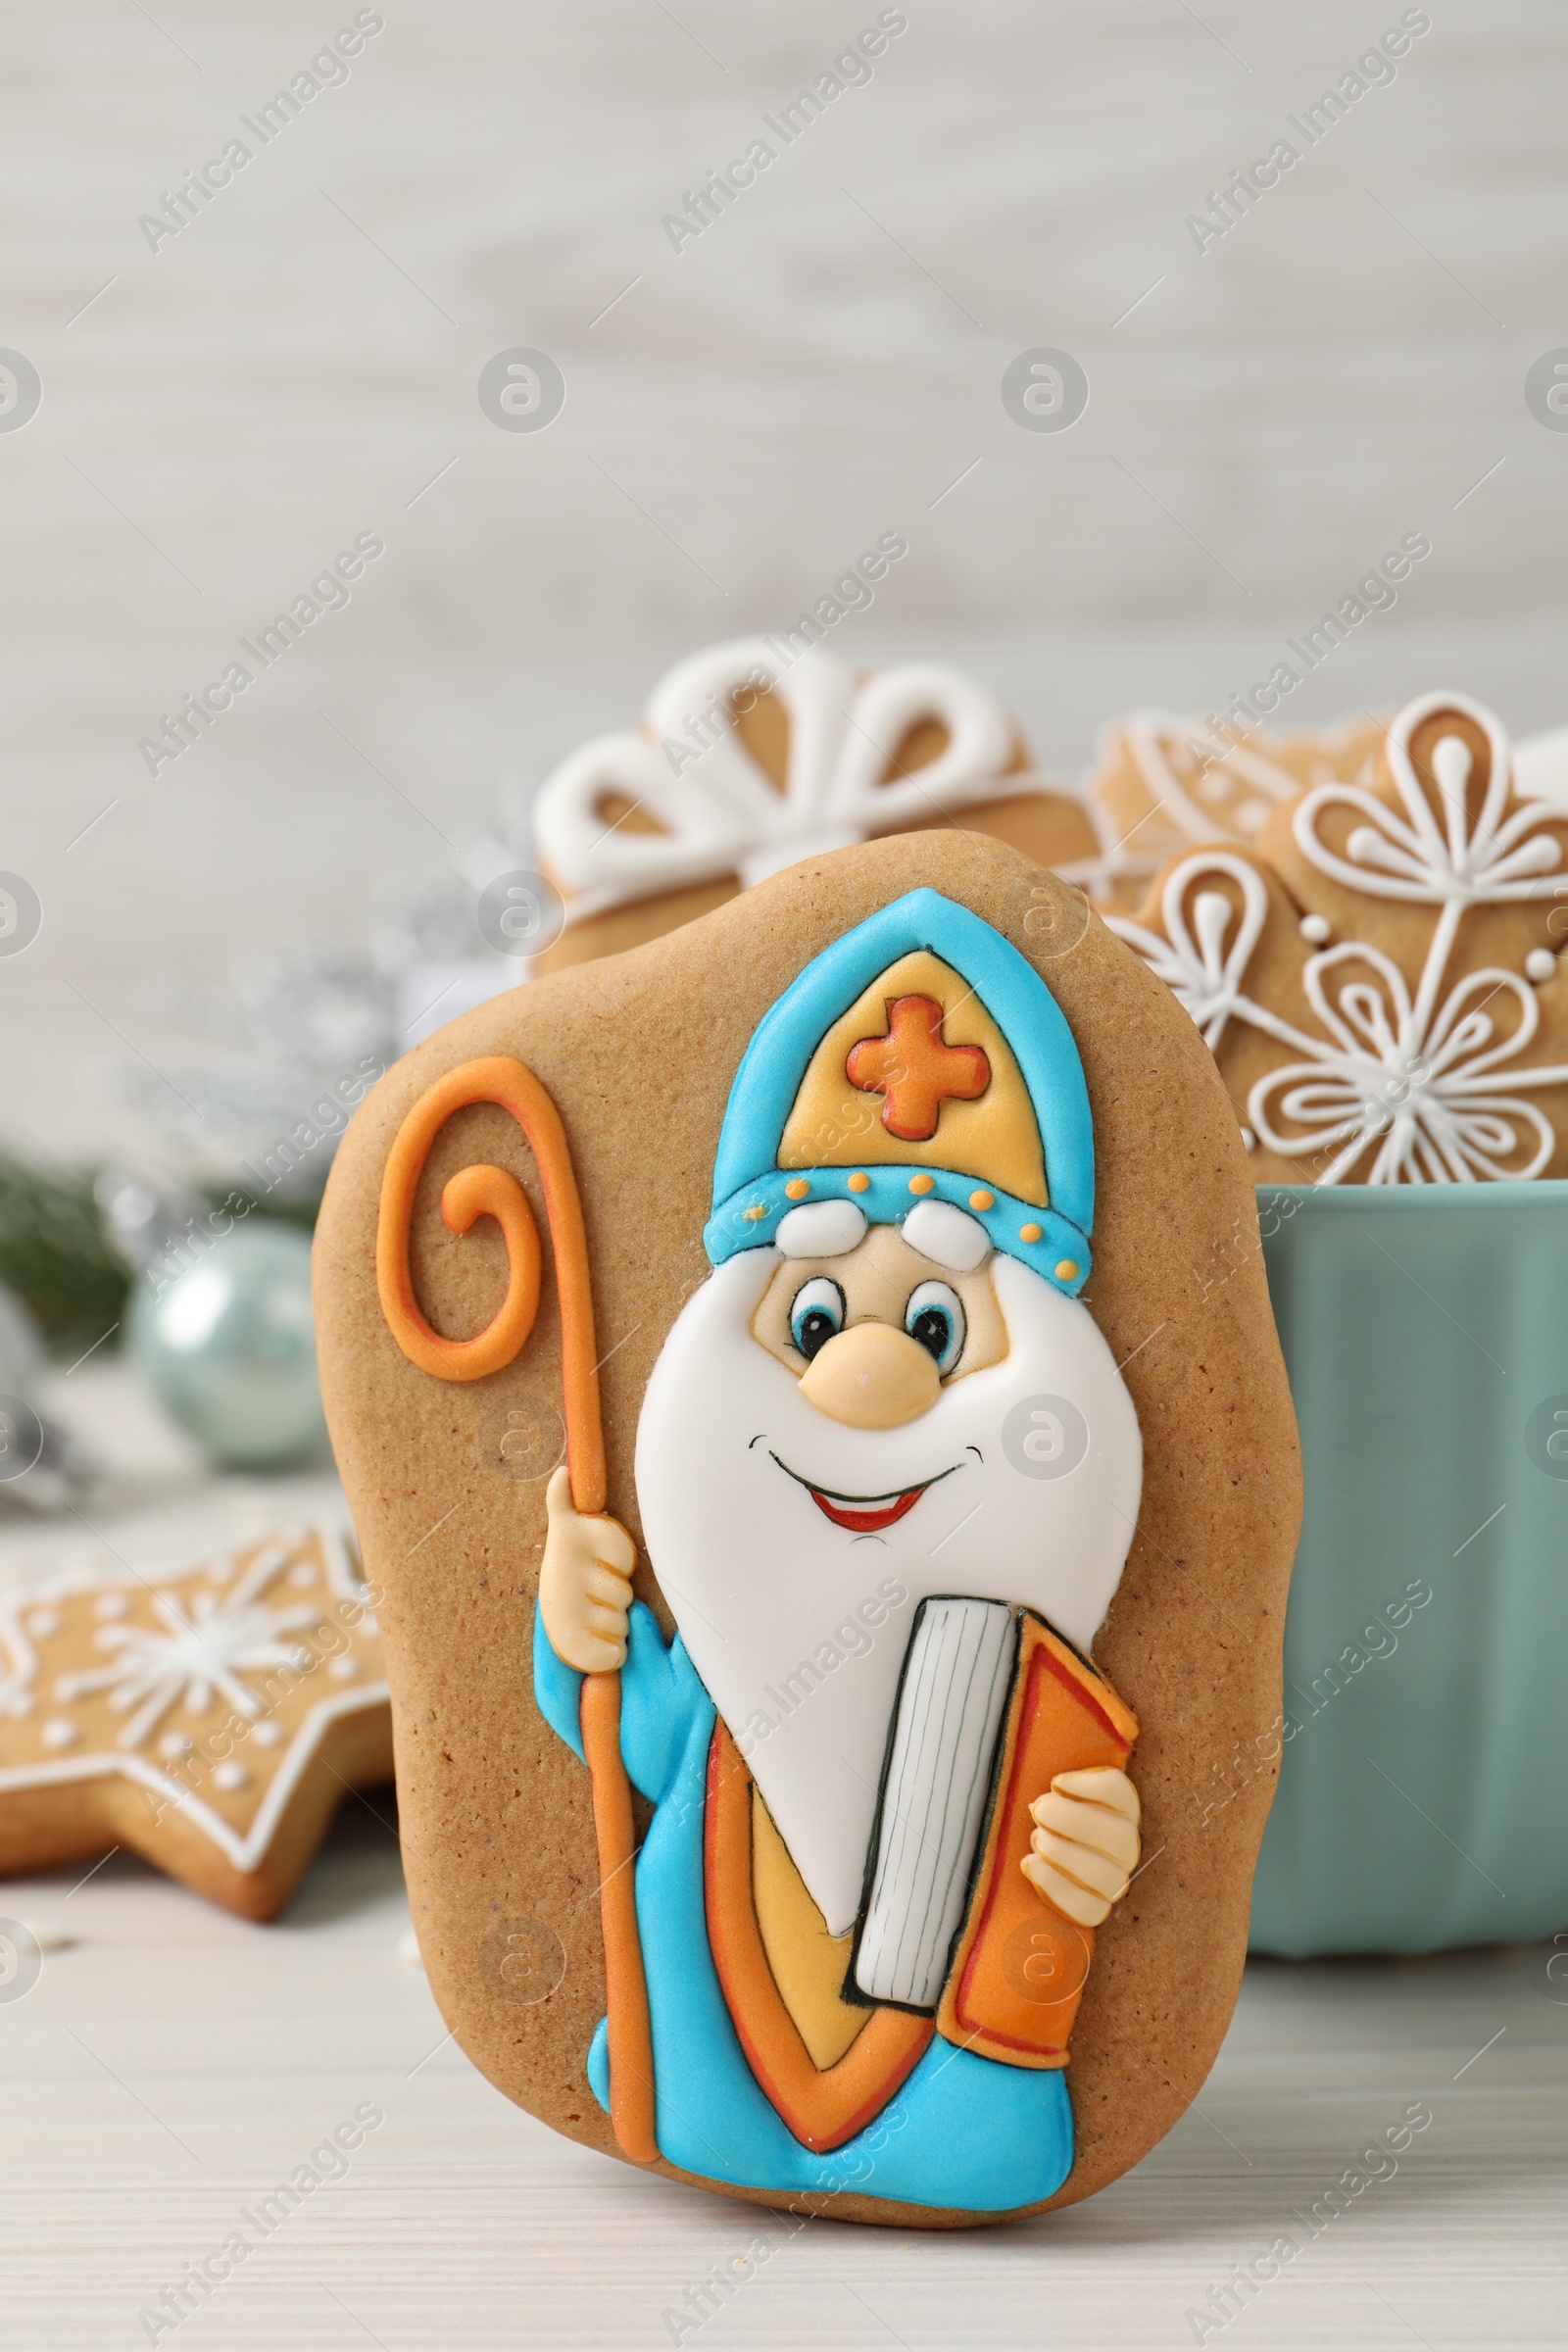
[[704, 1722, 932, 2151], [376, 1054, 657, 2166]]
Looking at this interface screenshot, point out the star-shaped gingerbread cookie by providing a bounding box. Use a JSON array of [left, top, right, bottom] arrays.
[[0, 1522, 391, 1918]]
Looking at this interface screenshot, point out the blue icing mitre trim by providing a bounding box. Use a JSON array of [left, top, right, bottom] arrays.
[[708, 885, 1096, 1245], [705, 1163, 1091, 1294]]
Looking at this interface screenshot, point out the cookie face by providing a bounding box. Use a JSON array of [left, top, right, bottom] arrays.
[[1108, 693, 1568, 1184], [529, 637, 1096, 971], [0, 1524, 391, 1919], [315, 830, 1299, 2227]]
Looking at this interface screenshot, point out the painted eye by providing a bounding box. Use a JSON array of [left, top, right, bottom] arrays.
[[905, 1281, 966, 1375], [790, 1277, 845, 1362]]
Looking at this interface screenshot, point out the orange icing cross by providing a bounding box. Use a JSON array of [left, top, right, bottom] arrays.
[[846, 996, 991, 1143]]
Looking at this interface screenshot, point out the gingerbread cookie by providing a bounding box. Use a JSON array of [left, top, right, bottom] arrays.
[[1077, 708, 1388, 910], [0, 1523, 391, 1918], [527, 637, 1096, 970], [315, 829, 1299, 2227], [1108, 692, 1568, 1183]]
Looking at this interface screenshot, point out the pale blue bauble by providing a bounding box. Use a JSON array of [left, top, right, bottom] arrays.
[[126, 1224, 327, 1469]]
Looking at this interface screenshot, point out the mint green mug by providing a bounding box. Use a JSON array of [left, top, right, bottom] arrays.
[[1250, 1180, 1568, 1956]]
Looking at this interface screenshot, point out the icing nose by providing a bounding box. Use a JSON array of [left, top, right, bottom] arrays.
[[799, 1322, 942, 1429]]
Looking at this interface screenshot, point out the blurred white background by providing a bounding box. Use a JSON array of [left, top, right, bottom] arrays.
[[4, 0, 1565, 1157]]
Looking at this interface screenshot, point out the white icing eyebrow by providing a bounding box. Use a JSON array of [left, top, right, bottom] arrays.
[[776, 1200, 867, 1258], [902, 1199, 992, 1273]]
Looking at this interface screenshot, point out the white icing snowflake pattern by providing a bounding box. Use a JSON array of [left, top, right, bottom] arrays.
[[1055, 710, 1384, 906], [1107, 695, 1568, 1186], [1248, 945, 1568, 1184], [1292, 692, 1567, 906], [55, 1544, 320, 1749], [1107, 851, 1268, 1049], [1109, 715, 1310, 869]]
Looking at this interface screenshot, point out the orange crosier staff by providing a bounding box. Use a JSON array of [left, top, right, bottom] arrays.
[[374, 1054, 658, 2166]]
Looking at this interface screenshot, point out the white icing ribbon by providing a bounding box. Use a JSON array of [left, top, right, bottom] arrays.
[[1293, 689, 1566, 906], [529, 637, 1027, 914]]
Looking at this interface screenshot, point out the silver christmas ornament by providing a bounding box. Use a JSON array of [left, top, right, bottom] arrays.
[[126, 1225, 327, 1470]]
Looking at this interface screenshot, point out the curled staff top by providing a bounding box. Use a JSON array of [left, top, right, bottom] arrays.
[[705, 889, 1096, 1298]]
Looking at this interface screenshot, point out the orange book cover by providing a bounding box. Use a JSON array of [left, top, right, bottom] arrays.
[[936, 1612, 1138, 2069]]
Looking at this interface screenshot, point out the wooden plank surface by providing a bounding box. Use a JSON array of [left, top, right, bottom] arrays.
[[0, 1809, 1563, 2350]]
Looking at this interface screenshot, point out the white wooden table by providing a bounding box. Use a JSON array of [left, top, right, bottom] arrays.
[[1, 1816, 1564, 2351], [1, 1364, 1564, 2351]]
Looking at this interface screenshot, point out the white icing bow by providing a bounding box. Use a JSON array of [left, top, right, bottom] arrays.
[[529, 638, 1026, 913]]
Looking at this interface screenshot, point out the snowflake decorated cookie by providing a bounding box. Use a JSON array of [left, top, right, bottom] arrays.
[[528, 636, 1098, 969], [0, 1523, 391, 1918], [1106, 692, 1568, 1184]]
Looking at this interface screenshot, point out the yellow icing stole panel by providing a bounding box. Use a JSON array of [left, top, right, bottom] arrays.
[[776, 950, 1049, 1205], [750, 1787, 867, 2071]]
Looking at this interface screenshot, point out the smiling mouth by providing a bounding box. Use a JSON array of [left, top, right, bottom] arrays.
[[767, 1451, 959, 1535]]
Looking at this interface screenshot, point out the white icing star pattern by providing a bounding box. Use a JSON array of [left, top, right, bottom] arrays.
[[0, 1524, 390, 1883], [54, 1545, 319, 1749]]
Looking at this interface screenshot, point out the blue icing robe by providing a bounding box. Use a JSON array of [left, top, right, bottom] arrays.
[[533, 1600, 1073, 2213]]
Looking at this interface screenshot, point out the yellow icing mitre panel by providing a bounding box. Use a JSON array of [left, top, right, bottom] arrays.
[[776, 950, 1049, 1207]]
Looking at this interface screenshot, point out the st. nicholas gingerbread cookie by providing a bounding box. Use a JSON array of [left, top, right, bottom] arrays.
[[315, 829, 1299, 2226]]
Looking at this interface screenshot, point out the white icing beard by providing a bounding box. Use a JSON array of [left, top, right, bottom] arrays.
[[633, 1248, 1144, 1937]]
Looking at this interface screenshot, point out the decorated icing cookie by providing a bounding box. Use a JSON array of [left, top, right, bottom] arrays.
[[0, 1524, 391, 1919], [528, 638, 1097, 970], [315, 830, 1299, 2227], [1108, 692, 1568, 1183], [1076, 709, 1388, 909]]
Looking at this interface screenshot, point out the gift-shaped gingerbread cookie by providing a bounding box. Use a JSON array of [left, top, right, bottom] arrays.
[[528, 636, 1096, 969], [316, 830, 1299, 2225], [1107, 693, 1568, 1182]]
